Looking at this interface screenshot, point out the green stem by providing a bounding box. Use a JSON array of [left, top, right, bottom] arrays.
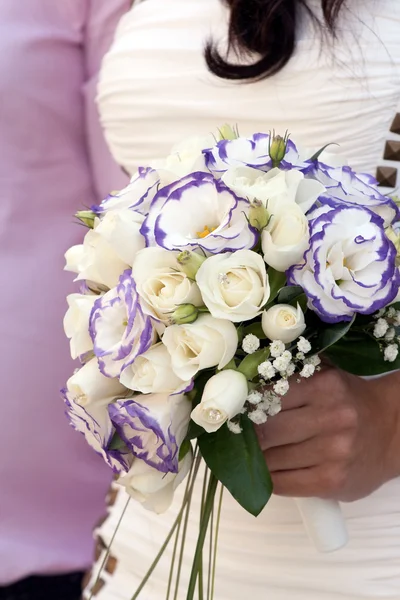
[[207, 495, 215, 600], [167, 451, 202, 599], [210, 485, 224, 600], [186, 473, 218, 600], [198, 466, 209, 600], [198, 560, 204, 600], [131, 449, 201, 600], [166, 503, 184, 600], [89, 496, 130, 600], [131, 507, 182, 600], [172, 469, 196, 600]]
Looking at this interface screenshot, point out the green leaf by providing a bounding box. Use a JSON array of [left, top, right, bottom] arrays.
[[219, 358, 237, 371], [186, 419, 206, 440], [198, 416, 272, 517], [108, 433, 126, 451], [178, 438, 192, 461], [312, 315, 355, 355], [291, 293, 308, 313], [266, 268, 287, 305], [238, 347, 270, 380], [243, 322, 267, 340], [277, 285, 303, 305], [325, 331, 400, 375], [308, 143, 339, 162]]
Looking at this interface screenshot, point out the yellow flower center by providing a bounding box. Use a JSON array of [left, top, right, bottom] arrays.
[[197, 225, 216, 239]]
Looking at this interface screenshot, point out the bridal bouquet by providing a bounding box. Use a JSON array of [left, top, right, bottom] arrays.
[[63, 127, 400, 599]]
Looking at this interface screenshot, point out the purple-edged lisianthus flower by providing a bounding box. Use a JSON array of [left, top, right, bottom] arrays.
[[90, 269, 155, 378], [302, 163, 399, 226], [93, 167, 160, 216], [204, 133, 302, 176], [141, 172, 258, 254], [63, 388, 130, 473], [109, 393, 191, 474], [288, 205, 400, 323]]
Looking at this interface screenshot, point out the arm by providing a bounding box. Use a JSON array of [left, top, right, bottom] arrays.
[[257, 368, 400, 501]]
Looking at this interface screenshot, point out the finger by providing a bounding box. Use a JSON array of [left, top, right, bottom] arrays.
[[277, 386, 309, 411], [271, 464, 343, 498], [257, 406, 335, 450], [264, 437, 330, 472], [278, 366, 339, 412]]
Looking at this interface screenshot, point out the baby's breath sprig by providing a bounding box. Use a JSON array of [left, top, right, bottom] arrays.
[[371, 306, 400, 362]]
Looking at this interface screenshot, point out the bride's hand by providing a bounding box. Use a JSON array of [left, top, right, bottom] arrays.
[[256, 368, 400, 501]]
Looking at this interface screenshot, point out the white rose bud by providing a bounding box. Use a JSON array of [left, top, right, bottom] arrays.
[[63, 293, 97, 360], [196, 250, 270, 322], [118, 452, 192, 514], [67, 358, 125, 406], [162, 314, 238, 380], [120, 343, 191, 394], [191, 370, 248, 434], [64, 229, 127, 289], [261, 202, 310, 272], [94, 209, 145, 266], [262, 303, 306, 344], [64, 245, 86, 274]]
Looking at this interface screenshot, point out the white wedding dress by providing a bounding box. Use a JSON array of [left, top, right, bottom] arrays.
[[86, 1, 400, 598]]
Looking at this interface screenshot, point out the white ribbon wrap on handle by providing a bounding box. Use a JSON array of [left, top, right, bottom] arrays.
[[295, 498, 349, 553]]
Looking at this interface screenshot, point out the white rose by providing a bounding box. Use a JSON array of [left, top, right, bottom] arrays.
[[162, 314, 238, 380], [94, 209, 145, 266], [63, 293, 97, 360], [64, 211, 145, 288], [131, 247, 203, 323], [261, 201, 310, 271], [118, 452, 192, 513], [66, 358, 125, 406], [222, 166, 325, 214], [196, 250, 270, 322], [64, 245, 86, 274], [191, 370, 248, 433], [120, 343, 191, 394], [151, 135, 213, 183], [64, 228, 126, 289], [262, 304, 306, 344]]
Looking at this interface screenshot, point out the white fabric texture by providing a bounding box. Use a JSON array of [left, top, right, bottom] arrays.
[[93, 1, 400, 597]]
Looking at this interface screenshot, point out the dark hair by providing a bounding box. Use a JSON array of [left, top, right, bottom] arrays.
[[205, 0, 346, 81]]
